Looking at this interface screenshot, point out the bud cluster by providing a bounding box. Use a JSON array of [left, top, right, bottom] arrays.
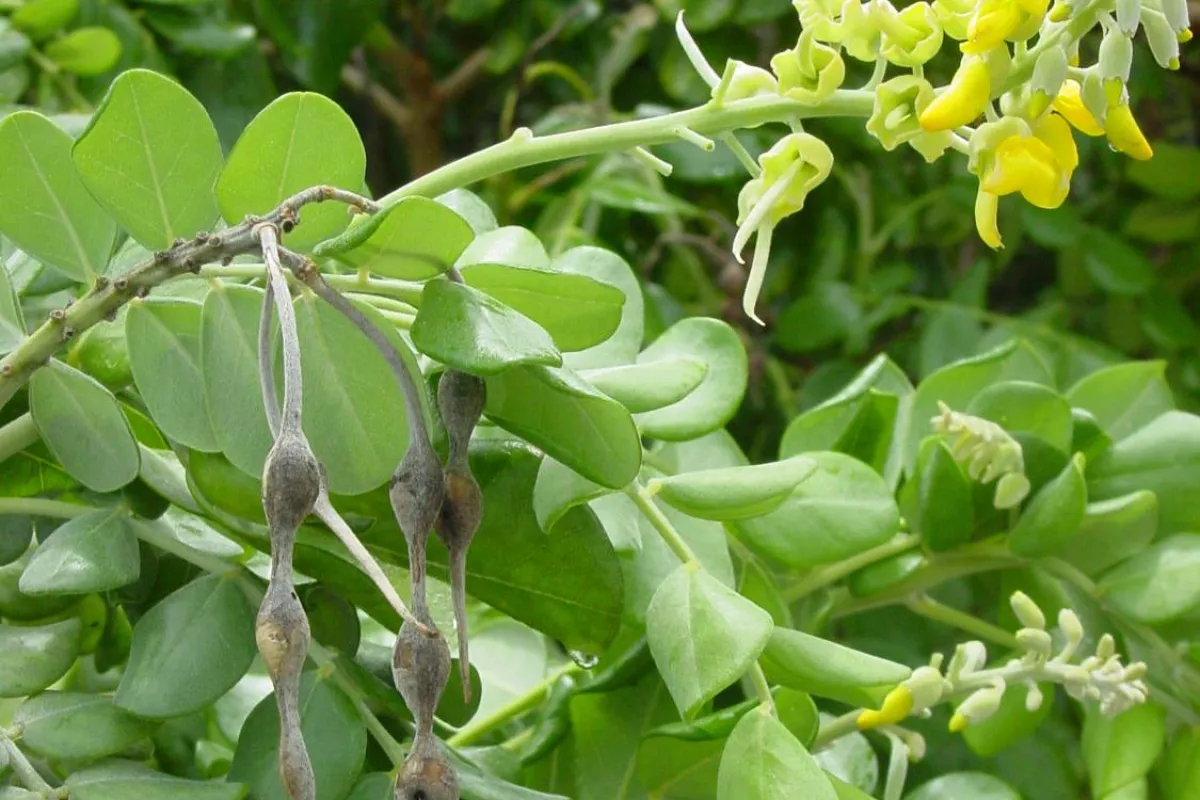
[[930, 400, 1032, 509]]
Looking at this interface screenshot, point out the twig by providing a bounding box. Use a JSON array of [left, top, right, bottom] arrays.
[[341, 64, 414, 131], [438, 46, 493, 102]]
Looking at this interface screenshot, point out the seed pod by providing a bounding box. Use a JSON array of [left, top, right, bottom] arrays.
[[256, 580, 315, 800], [392, 613, 450, 739], [437, 371, 486, 469], [394, 734, 459, 800], [391, 441, 445, 614], [436, 467, 483, 703], [262, 429, 322, 536]]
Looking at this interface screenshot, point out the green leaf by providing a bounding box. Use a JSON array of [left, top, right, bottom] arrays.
[[646, 696, 759, 741], [19, 507, 139, 595], [581, 359, 707, 414], [966, 380, 1073, 454], [485, 364, 641, 489], [0, 517, 33, 567], [0, 260, 25, 356], [251, 0, 383, 94], [1082, 703, 1165, 797], [228, 672, 367, 800], [1008, 453, 1087, 557], [647, 457, 818, 521], [911, 437, 973, 551], [532, 456, 610, 534], [141, 9, 255, 57], [813, 724, 877, 794], [1082, 227, 1156, 296], [1066, 362, 1174, 442], [14, 692, 156, 761], [905, 773, 1021, 799], [734, 452, 900, 568], [11, 0, 78, 40], [781, 390, 900, 477], [1160, 725, 1200, 799], [1089, 411, 1200, 535], [72, 69, 222, 250], [740, 559, 793, 628], [639, 736, 725, 797], [456, 225, 550, 269], [29, 359, 140, 493], [116, 573, 257, 718], [558, 246, 644, 370], [645, 562, 773, 719], [0, 111, 116, 280], [1125, 142, 1200, 201], [312, 195, 473, 279], [775, 282, 863, 354], [199, 283, 273, 478], [125, 298, 218, 450], [461, 263, 627, 354], [411, 279, 562, 374], [437, 188, 497, 235], [1098, 533, 1200, 624], [0, 19, 32, 71], [66, 761, 247, 800], [961, 680, 1054, 758], [902, 339, 1053, 471], [635, 317, 748, 441], [294, 294, 429, 495], [717, 706, 838, 800], [586, 175, 701, 216], [345, 773, 390, 800], [847, 551, 925, 597], [1050, 491, 1158, 576], [758, 627, 911, 708], [570, 674, 672, 800], [0, 618, 81, 697], [217, 92, 365, 251], [43, 26, 120, 75]]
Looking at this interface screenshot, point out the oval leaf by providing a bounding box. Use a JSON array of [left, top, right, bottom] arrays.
[[217, 92, 366, 251], [1008, 453, 1087, 557], [29, 359, 140, 493], [558, 246, 644, 370], [1098, 533, 1200, 624], [532, 456, 610, 534], [0, 618, 81, 697], [126, 298, 219, 450], [73, 69, 223, 250], [19, 507, 140, 595], [15, 692, 156, 761], [0, 111, 115, 280], [646, 562, 773, 719], [66, 761, 247, 800], [912, 437, 973, 551], [758, 627, 912, 709], [1049, 491, 1158, 576], [455, 225, 549, 269], [484, 364, 641, 489], [116, 573, 257, 718], [966, 380, 1073, 454], [44, 26, 121, 75], [313, 195, 473, 279], [906, 773, 1021, 800], [1066, 361, 1174, 442], [581, 358, 707, 413], [411, 279, 562, 374], [647, 456, 818, 521], [717, 707, 838, 800]]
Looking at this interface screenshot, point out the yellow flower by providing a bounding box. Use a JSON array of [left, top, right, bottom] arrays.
[[962, 0, 1050, 52], [919, 55, 991, 131], [1104, 101, 1154, 161], [858, 685, 915, 729], [1051, 80, 1103, 135], [934, 0, 974, 39]]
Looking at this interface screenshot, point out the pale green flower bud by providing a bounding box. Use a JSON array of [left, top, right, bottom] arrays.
[[994, 472, 1031, 509], [770, 30, 846, 103], [1142, 9, 1182, 69], [934, 0, 974, 38], [1017, 628, 1054, 657], [1010, 591, 1046, 630], [1098, 27, 1133, 85], [950, 679, 1005, 731], [1152, 0, 1191, 37], [867, 76, 937, 150], [716, 60, 780, 102], [947, 640, 988, 679], [1116, 0, 1142, 34], [905, 665, 949, 712], [879, 2, 945, 67], [839, 0, 885, 61], [1028, 46, 1068, 117], [1025, 682, 1044, 711], [1096, 633, 1117, 660], [1080, 69, 1109, 126], [1058, 608, 1084, 647]]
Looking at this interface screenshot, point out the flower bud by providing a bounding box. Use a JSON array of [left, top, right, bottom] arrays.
[[716, 60, 779, 102], [838, 0, 884, 61], [1142, 10, 1182, 69], [1116, 0, 1142, 33], [934, 0, 974, 39], [1010, 591, 1046, 630], [880, 2, 945, 67], [1025, 682, 1044, 711], [1105, 100, 1154, 161], [867, 76, 937, 150], [770, 30, 846, 103], [1028, 46, 1068, 117], [1096, 633, 1116, 659], [1098, 28, 1134, 85], [1017, 628, 1054, 657], [1058, 608, 1084, 646], [996, 471, 1030, 510], [1157, 0, 1190, 36], [1053, 80, 1104, 136], [950, 679, 1006, 732]]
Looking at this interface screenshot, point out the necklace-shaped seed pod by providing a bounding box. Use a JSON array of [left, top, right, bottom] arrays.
[[434, 370, 486, 703], [391, 439, 445, 618], [394, 733, 460, 800], [392, 608, 450, 741]]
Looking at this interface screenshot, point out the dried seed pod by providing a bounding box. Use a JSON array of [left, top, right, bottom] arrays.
[[390, 441, 445, 614], [394, 734, 459, 800], [256, 580, 315, 800], [435, 467, 482, 703], [437, 371, 485, 469], [392, 612, 450, 739], [262, 428, 322, 536]]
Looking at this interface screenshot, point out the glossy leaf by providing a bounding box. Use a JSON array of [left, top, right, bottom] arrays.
[[19, 507, 139, 595], [29, 359, 140, 493], [1159, 725, 1200, 799], [14, 692, 156, 761], [437, 188, 497, 234], [646, 562, 773, 719], [228, 672, 367, 800], [294, 294, 427, 495], [847, 551, 925, 597], [558, 246, 644, 370], [1098, 533, 1200, 623], [813, 725, 877, 794], [734, 452, 900, 568], [647, 456, 818, 521], [1066, 361, 1174, 442], [0, 262, 24, 356], [456, 225, 550, 269], [116, 573, 257, 718], [1008, 454, 1087, 557], [73, 69, 222, 249], [1089, 411, 1200, 535], [485, 364, 641, 489], [199, 283, 273, 477], [44, 26, 120, 75], [905, 773, 1021, 799], [11, 0, 78, 40], [635, 318, 747, 440], [1082, 703, 1165, 797], [781, 390, 901, 478], [1050, 491, 1158, 576], [758, 627, 911, 708], [0, 111, 115, 280], [581, 358, 707, 413], [125, 298, 218, 450], [647, 696, 759, 741], [910, 437, 973, 551], [217, 92, 365, 250], [717, 707, 838, 800], [532, 456, 610, 533], [966, 380, 1073, 454], [639, 736, 725, 797], [570, 674, 671, 800], [0, 618, 81, 697], [0, 517, 33, 567], [66, 761, 247, 800], [411, 279, 562, 374], [313, 195, 473, 279]]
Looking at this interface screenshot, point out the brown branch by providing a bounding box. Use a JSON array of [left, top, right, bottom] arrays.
[[438, 46, 493, 102], [341, 64, 414, 131]]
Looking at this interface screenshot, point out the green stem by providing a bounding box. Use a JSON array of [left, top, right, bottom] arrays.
[[379, 92, 874, 209], [0, 733, 54, 794], [749, 664, 775, 713], [784, 534, 921, 602], [0, 413, 39, 463], [446, 664, 580, 748], [812, 710, 860, 750], [906, 594, 1020, 650], [197, 264, 426, 306], [0, 497, 92, 519], [626, 484, 699, 564]]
